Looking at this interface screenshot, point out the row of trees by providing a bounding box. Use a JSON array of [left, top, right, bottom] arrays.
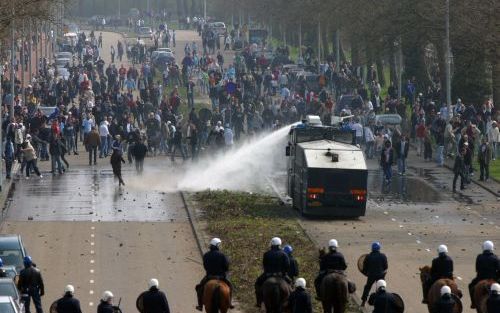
[[209, 0, 499, 107]]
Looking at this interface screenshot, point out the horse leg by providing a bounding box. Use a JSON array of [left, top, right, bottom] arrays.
[[322, 302, 331, 313]]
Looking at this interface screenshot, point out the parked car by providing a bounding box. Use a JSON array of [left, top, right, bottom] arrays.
[[55, 58, 71, 68], [56, 67, 70, 81], [0, 278, 21, 304], [335, 94, 364, 114], [0, 296, 22, 313], [137, 27, 153, 39], [153, 52, 176, 69], [55, 52, 72, 60], [0, 235, 27, 273], [208, 22, 226, 36], [157, 47, 174, 54]]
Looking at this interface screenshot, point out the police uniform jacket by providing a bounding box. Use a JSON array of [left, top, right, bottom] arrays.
[[433, 294, 455, 313], [142, 287, 170, 313], [18, 265, 45, 294], [431, 254, 453, 281], [363, 251, 388, 278], [288, 255, 299, 278], [487, 293, 500, 313], [288, 287, 312, 313], [56, 294, 83, 313], [368, 289, 399, 313], [203, 247, 229, 277], [263, 247, 290, 275], [475, 251, 499, 279], [97, 300, 114, 313], [320, 251, 347, 272]]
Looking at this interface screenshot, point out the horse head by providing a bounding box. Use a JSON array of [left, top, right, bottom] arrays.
[[319, 247, 327, 258], [419, 265, 431, 283]]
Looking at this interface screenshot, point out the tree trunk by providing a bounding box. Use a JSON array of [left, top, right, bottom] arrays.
[[492, 48, 500, 110], [376, 59, 386, 87]]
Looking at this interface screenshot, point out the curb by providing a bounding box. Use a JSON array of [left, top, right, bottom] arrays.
[[179, 191, 206, 257], [0, 162, 20, 226]]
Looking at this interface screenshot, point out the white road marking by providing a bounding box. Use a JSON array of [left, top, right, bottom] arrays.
[[391, 218, 396, 221], [89, 302, 94, 306], [90, 259, 95, 264], [91, 226, 95, 230], [90, 269, 94, 273], [91, 234, 95, 238], [91, 242, 95, 246], [91, 250, 94, 254], [90, 280, 94, 284], [89, 290, 94, 295]]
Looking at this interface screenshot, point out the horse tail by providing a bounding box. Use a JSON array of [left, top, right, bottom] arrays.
[[271, 282, 282, 313], [211, 283, 221, 313]]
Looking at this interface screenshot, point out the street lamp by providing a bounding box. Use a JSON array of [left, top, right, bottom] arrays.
[[445, 0, 452, 119], [204, 0, 207, 22]]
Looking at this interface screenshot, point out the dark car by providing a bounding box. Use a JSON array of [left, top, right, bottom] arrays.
[[335, 94, 364, 114], [153, 52, 176, 70], [0, 235, 27, 273]]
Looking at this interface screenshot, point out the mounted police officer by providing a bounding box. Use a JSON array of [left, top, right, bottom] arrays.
[[487, 283, 500, 313], [142, 278, 170, 313], [284, 245, 299, 281], [55, 285, 83, 313], [314, 239, 347, 300], [433, 286, 456, 313], [17, 256, 45, 313], [254, 237, 290, 307], [423, 245, 454, 304], [97, 291, 114, 313], [195, 238, 234, 311], [368, 280, 400, 313], [288, 278, 312, 313], [468, 240, 499, 309], [361, 242, 388, 307]]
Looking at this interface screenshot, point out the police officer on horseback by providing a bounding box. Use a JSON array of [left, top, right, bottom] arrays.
[[55, 285, 83, 313], [284, 245, 299, 281], [314, 239, 347, 300], [196, 238, 234, 311], [361, 242, 388, 307], [368, 280, 400, 313], [288, 278, 312, 313], [423, 245, 454, 304], [487, 283, 500, 313], [468, 240, 499, 309], [434, 286, 456, 313], [255, 237, 290, 308]]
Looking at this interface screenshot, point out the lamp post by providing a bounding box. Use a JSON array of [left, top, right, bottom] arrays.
[[445, 0, 452, 119], [204, 0, 207, 21]]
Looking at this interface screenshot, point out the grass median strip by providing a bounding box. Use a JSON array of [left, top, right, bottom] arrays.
[[191, 190, 361, 313]]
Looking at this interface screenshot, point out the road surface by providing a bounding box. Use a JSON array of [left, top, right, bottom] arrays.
[[1, 30, 205, 313]]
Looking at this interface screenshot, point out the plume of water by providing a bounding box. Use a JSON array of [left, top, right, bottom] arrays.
[[178, 126, 291, 191]]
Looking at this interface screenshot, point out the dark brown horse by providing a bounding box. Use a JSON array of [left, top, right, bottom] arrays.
[[318, 247, 351, 313], [320, 272, 349, 313], [203, 279, 231, 313], [420, 266, 463, 313], [473, 279, 495, 313], [262, 276, 292, 313]]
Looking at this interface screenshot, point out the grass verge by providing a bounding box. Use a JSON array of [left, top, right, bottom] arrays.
[[472, 158, 500, 181], [191, 190, 362, 313]]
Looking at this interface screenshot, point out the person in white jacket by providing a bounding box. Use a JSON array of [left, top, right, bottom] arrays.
[[487, 120, 499, 160]]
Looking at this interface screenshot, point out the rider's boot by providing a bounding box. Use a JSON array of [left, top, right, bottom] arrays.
[[195, 284, 203, 311], [229, 288, 235, 309]]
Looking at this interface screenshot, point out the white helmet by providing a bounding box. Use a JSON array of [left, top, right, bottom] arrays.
[[375, 280, 386, 290], [295, 278, 306, 289], [483, 240, 494, 252], [64, 284, 75, 295], [270, 237, 282, 246], [328, 239, 338, 249], [210, 238, 222, 247], [148, 278, 159, 288], [491, 283, 500, 294], [102, 290, 114, 301], [438, 244, 448, 254], [440, 286, 451, 296]]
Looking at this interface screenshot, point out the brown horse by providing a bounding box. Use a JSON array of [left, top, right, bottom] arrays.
[[203, 279, 231, 313], [473, 279, 495, 313], [262, 276, 292, 313], [320, 272, 349, 313], [419, 266, 463, 313]]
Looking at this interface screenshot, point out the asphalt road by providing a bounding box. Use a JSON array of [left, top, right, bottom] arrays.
[[0, 30, 209, 313], [295, 152, 500, 313]]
